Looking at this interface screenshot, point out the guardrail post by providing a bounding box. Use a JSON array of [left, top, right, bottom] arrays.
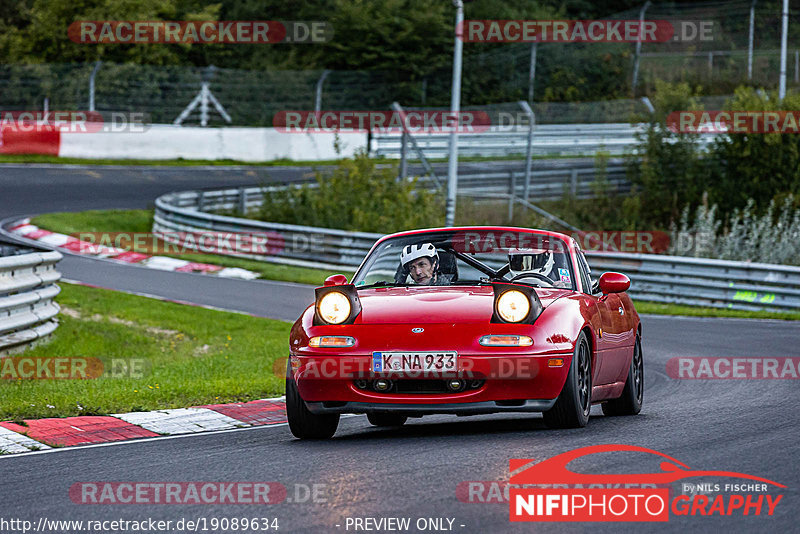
[[508, 171, 516, 222], [238, 187, 247, 215], [197, 191, 205, 211], [571, 168, 579, 196]]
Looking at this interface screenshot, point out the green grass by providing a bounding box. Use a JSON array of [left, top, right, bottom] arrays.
[[31, 210, 352, 286], [634, 300, 800, 321], [0, 283, 292, 421]]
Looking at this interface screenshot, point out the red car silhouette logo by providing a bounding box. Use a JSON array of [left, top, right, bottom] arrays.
[[510, 444, 785, 487]]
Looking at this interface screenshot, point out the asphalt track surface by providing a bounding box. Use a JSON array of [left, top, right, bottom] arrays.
[[0, 162, 798, 533]]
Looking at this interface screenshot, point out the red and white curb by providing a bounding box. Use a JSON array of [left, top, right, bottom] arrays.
[[0, 397, 286, 454], [6, 218, 258, 280], [0, 425, 52, 453]]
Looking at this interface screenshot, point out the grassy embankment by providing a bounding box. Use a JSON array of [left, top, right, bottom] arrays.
[[1, 283, 290, 421]]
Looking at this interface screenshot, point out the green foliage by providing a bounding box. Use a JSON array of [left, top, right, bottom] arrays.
[[257, 150, 443, 233], [705, 87, 800, 219], [625, 81, 709, 229]]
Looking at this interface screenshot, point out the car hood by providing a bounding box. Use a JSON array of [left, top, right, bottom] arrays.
[[354, 286, 569, 324]]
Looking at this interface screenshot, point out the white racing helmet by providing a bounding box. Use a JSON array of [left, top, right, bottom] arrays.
[[401, 243, 439, 269], [508, 248, 555, 277]]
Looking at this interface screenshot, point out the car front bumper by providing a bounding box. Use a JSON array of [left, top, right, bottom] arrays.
[[290, 352, 572, 414]]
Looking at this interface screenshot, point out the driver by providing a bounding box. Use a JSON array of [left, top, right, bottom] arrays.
[[401, 243, 447, 285]]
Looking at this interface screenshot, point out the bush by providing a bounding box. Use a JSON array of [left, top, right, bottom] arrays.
[[624, 80, 710, 229], [257, 150, 443, 234], [706, 87, 800, 220]]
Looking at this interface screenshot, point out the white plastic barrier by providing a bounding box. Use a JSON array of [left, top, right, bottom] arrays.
[[59, 125, 367, 162]]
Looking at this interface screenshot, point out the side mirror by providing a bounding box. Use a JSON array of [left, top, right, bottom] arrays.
[[598, 272, 630, 294], [323, 274, 349, 286]]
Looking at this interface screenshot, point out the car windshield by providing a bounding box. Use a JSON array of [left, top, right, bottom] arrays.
[[353, 229, 576, 290]]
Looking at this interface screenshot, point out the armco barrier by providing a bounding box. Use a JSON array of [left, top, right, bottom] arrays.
[[0, 247, 62, 356], [371, 123, 719, 158], [154, 187, 800, 313]]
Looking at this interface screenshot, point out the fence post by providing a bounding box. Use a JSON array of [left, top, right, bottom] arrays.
[[508, 171, 516, 222], [399, 132, 408, 181], [519, 101, 535, 203], [631, 1, 651, 96], [748, 0, 756, 79], [315, 70, 331, 112], [89, 61, 102, 112]]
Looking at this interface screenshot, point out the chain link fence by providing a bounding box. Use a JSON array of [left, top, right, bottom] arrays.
[[1, 1, 797, 126]]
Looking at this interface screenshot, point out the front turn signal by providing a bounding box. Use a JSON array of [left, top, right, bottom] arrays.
[[309, 336, 356, 348]]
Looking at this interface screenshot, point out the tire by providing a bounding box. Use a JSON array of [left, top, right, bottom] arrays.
[[367, 413, 407, 427], [602, 334, 644, 416], [543, 331, 592, 429], [286, 374, 339, 439]]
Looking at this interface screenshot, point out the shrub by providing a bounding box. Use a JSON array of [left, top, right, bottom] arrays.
[[624, 80, 709, 229], [257, 150, 443, 234], [705, 87, 800, 220]]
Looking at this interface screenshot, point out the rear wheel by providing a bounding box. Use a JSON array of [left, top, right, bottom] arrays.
[[367, 413, 407, 427], [602, 334, 644, 416], [543, 331, 592, 429], [286, 375, 339, 439]]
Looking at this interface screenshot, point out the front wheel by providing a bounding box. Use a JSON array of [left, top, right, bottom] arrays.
[[602, 334, 644, 416], [543, 331, 592, 429], [367, 413, 407, 427], [286, 375, 339, 439]]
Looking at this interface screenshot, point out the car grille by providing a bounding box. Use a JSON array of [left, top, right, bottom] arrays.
[[354, 379, 485, 394]]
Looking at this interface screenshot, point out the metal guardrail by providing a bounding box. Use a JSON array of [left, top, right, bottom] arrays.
[[0, 248, 62, 356], [371, 123, 719, 159], [585, 252, 800, 312], [453, 166, 629, 201], [154, 186, 800, 313]]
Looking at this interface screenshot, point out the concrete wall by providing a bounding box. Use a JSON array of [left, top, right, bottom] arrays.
[[4, 124, 367, 162]]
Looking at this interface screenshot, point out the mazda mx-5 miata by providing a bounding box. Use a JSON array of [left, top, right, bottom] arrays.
[[286, 227, 643, 439]]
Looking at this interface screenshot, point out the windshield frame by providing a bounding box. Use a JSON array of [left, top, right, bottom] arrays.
[[352, 229, 577, 290]]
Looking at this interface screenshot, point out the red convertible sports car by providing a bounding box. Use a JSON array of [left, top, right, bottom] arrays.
[[287, 227, 643, 439]]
